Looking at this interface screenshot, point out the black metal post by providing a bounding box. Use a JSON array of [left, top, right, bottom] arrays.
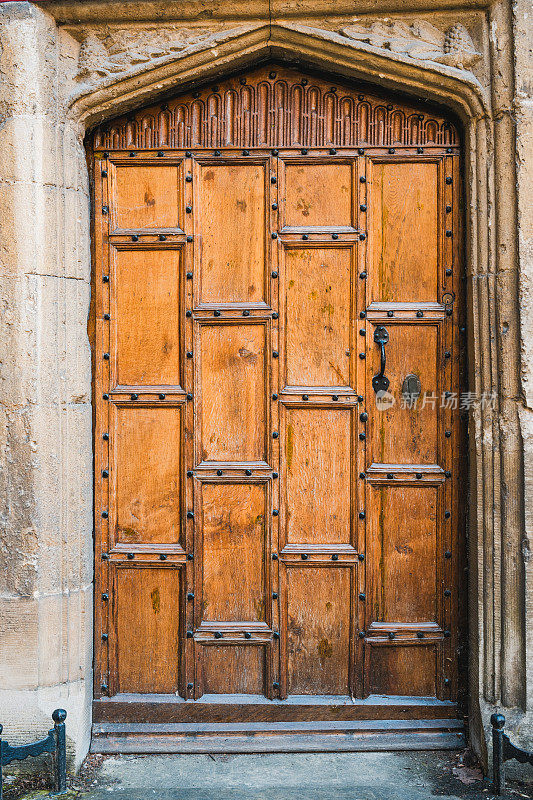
[[52, 709, 67, 795], [492, 713, 506, 794], [0, 723, 3, 800]]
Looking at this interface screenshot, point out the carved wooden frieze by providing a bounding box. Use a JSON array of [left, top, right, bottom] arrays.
[[92, 65, 459, 150]]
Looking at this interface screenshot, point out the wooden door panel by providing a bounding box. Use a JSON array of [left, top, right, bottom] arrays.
[[369, 160, 440, 304], [284, 566, 353, 695], [201, 645, 266, 694], [367, 322, 439, 464], [197, 322, 268, 464], [281, 407, 354, 548], [92, 66, 464, 715], [196, 160, 268, 306], [199, 481, 269, 624], [282, 161, 354, 230], [111, 404, 183, 547], [113, 248, 183, 388], [367, 484, 439, 624], [110, 162, 183, 232], [113, 565, 181, 694], [366, 644, 437, 697], [282, 245, 355, 389]]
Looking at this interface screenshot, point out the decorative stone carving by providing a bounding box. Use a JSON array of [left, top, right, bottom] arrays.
[[76, 27, 248, 83], [340, 19, 481, 70]]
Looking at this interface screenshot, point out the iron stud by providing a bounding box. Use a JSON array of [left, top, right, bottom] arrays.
[[446, 205, 452, 213], [387, 310, 394, 317], [272, 553, 278, 560], [269, 71, 277, 79], [358, 631, 365, 639], [187, 470, 193, 477], [159, 234, 167, 241], [187, 511, 194, 519], [187, 553, 194, 560], [214, 631, 223, 639], [332, 554, 339, 561], [272, 203, 278, 210], [359, 352, 366, 359], [358, 511, 366, 519], [302, 394, 309, 401], [102, 206, 109, 214], [360, 329, 366, 335], [187, 351, 193, 358], [446, 147, 453, 154], [360, 311, 366, 319], [359, 433, 366, 441], [131, 393, 138, 400], [159, 554, 167, 561], [445, 551, 452, 559], [273, 351, 279, 358], [102, 511, 108, 519], [358, 553, 365, 561], [302, 234, 309, 240], [360, 412, 368, 422], [272, 271, 278, 278], [301, 553, 308, 560], [360, 176, 366, 183], [101, 684, 108, 693], [185, 151, 192, 157], [359, 233, 366, 241], [103, 151, 109, 158], [101, 553, 109, 560], [102, 634, 109, 644], [157, 151, 164, 158], [329, 148, 337, 155], [102, 593, 109, 601], [242, 310, 250, 316], [417, 631, 424, 639], [242, 149, 250, 156], [103, 353, 110, 360], [360, 271, 367, 279], [358, 148, 365, 155], [273, 472, 278, 478], [301, 149, 308, 155], [102, 470, 109, 478], [187, 592, 194, 600], [388, 148, 395, 154], [213, 310, 220, 316], [271, 232, 278, 239], [187, 683, 194, 691], [332, 395, 339, 401], [273, 682, 280, 689], [388, 631, 395, 639], [272, 393, 278, 400], [214, 150, 221, 156], [187, 236, 193, 242], [186, 310, 192, 318], [387, 473, 394, 480], [443, 678, 450, 686], [444, 630, 451, 638], [446, 269, 452, 276], [271, 176, 277, 184], [217, 470, 223, 476], [103, 433, 109, 441], [187, 631, 193, 638], [245, 632, 252, 639], [159, 393, 166, 400], [272, 149, 279, 156], [446, 176, 453, 185], [272, 431, 279, 439], [245, 469, 252, 476], [332, 233, 338, 240], [446, 230, 452, 238], [127, 553, 134, 559], [359, 472, 365, 480], [186, 205, 192, 213], [360, 204, 367, 212], [129, 152, 136, 157], [444, 589, 451, 597], [187, 393, 193, 401], [273, 631, 280, 640], [416, 473, 423, 480], [445, 351, 451, 358], [132, 235, 138, 241], [273, 592, 278, 599], [417, 147, 424, 154], [272, 312, 279, 319], [272, 509, 279, 516], [416, 310, 423, 318], [359, 592, 366, 601], [104, 313, 110, 321], [445, 471, 452, 478], [445, 510, 451, 519], [445, 430, 452, 438]]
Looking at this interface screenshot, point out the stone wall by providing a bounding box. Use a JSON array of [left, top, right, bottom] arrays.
[[0, 0, 531, 770]]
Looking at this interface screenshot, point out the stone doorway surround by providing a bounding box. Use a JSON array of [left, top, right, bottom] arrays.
[[0, 0, 531, 771]]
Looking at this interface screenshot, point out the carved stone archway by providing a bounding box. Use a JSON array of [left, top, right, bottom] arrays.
[[0, 3, 527, 769]]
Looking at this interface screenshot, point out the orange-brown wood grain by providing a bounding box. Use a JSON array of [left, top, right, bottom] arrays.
[[90, 64, 465, 729]]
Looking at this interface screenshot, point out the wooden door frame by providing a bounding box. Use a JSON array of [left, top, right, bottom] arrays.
[[80, 25, 521, 755]]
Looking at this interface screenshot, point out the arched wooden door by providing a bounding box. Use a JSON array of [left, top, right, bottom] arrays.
[[90, 65, 466, 750]]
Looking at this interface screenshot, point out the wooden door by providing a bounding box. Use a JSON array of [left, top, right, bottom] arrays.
[[91, 65, 465, 735]]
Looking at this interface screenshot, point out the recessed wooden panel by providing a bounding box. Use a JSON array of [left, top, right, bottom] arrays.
[[113, 406, 181, 545], [370, 161, 439, 302], [284, 163, 353, 228], [114, 248, 181, 387], [116, 566, 180, 693], [368, 645, 437, 697], [284, 246, 353, 388], [369, 485, 438, 623], [369, 324, 438, 464], [287, 567, 351, 695], [198, 323, 266, 463], [201, 482, 267, 623], [112, 164, 181, 230], [197, 162, 267, 304], [201, 645, 265, 694], [283, 408, 353, 545]]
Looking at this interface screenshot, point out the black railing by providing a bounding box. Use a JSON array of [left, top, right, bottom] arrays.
[[0, 709, 67, 799], [492, 713, 533, 794]]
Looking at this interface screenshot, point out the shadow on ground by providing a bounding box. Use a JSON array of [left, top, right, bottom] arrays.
[[5, 750, 533, 800]]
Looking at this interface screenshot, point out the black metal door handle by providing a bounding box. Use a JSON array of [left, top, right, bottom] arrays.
[[372, 326, 390, 394]]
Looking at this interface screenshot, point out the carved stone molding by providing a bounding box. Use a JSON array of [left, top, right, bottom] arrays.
[[340, 19, 481, 71]]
